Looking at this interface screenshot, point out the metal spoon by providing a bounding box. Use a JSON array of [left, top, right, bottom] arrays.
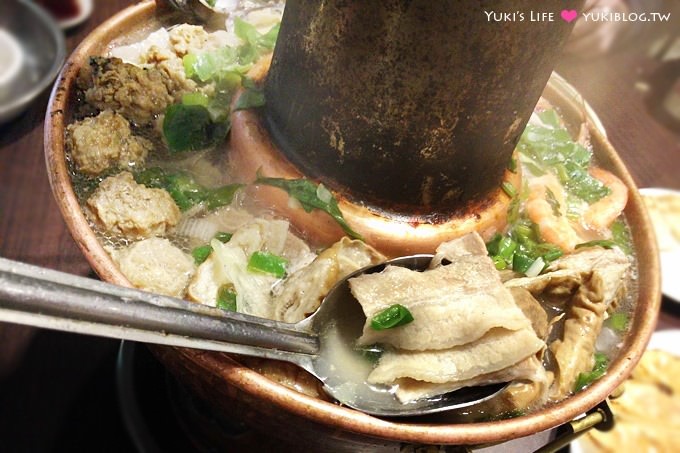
[[0, 255, 506, 417]]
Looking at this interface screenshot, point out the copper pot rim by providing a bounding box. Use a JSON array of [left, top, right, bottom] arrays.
[[43, 0, 661, 445]]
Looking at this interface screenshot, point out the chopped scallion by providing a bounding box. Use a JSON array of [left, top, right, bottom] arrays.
[[205, 184, 244, 210], [247, 251, 288, 278], [605, 312, 629, 332], [574, 352, 609, 392], [214, 232, 233, 243], [524, 257, 545, 277], [575, 240, 617, 250], [492, 256, 507, 270], [370, 304, 414, 331], [486, 234, 503, 256], [497, 236, 517, 262], [502, 181, 517, 198], [191, 245, 213, 265], [542, 248, 563, 263], [512, 251, 534, 274], [216, 285, 237, 311], [611, 220, 633, 255], [545, 187, 561, 217]]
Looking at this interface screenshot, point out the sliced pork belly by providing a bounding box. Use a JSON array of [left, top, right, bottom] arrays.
[[367, 327, 544, 387], [348, 233, 547, 403], [393, 355, 549, 404], [352, 233, 531, 351]]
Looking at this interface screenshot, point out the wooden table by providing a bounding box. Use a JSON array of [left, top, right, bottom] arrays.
[[0, 1, 678, 450]]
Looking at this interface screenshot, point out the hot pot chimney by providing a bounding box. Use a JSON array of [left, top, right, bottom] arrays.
[[262, 0, 582, 216]]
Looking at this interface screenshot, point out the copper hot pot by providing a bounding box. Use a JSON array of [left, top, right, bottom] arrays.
[[44, 1, 660, 450]]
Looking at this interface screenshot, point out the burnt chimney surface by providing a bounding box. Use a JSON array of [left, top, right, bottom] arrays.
[[264, 0, 582, 216]]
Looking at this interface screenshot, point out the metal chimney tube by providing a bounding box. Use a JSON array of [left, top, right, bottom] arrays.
[[263, 0, 582, 217]]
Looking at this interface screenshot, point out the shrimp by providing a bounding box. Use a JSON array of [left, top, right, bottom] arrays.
[[583, 167, 628, 232], [526, 173, 581, 252]]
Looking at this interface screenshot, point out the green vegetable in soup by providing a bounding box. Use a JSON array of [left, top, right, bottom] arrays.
[[485, 221, 563, 276], [234, 78, 266, 111], [135, 168, 243, 212], [545, 187, 562, 217], [181, 91, 210, 107], [234, 17, 280, 59], [518, 112, 611, 203], [205, 185, 243, 211], [191, 245, 213, 265], [512, 250, 536, 274], [192, 232, 236, 265], [575, 239, 617, 250], [163, 173, 209, 211], [254, 174, 364, 240], [501, 181, 516, 198], [173, 18, 280, 151], [183, 46, 252, 83], [247, 251, 288, 278], [605, 312, 629, 332], [183, 19, 279, 84], [574, 352, 609, 392], [370, 304, 414, 331], [214, 232, 233, 243], [611, 219, 633, 255], [216, 284, 237, 311], [163, 104, 229, 152]]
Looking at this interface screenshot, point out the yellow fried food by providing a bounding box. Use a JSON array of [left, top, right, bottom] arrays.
[[642, 193, 680, 252], [581, 349, 680, 453]]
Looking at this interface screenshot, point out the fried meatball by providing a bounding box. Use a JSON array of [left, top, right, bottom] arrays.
[[66, 110, 151, 175], [86, 171, 180, 239], [77, 56, 187, 126], [111, 237, 195, 297]]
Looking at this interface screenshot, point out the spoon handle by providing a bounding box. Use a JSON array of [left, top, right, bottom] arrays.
[[0, 257, 318, 361]]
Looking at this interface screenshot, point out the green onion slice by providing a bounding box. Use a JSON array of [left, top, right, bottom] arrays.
[[247, 251, 288, 278], [214, 232, 233, 243], [605, 312, 629, 332], [575, 240, 617, 250], [370, 304, 414, 331], [191, 244, 213, 265], [574, 352, 609, 392], [216, 285, 237, 311]]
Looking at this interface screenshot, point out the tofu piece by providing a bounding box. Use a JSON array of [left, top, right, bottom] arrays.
[[186, 219, 302, 316], [505, 247, 630, 400], [186, 255, 221, 306], [168, 24, 231, 57], [87, 171, 180, 239], [111, 237, 194, 297], [66, 110, 151, 175], [272, 238, 385, 323]]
